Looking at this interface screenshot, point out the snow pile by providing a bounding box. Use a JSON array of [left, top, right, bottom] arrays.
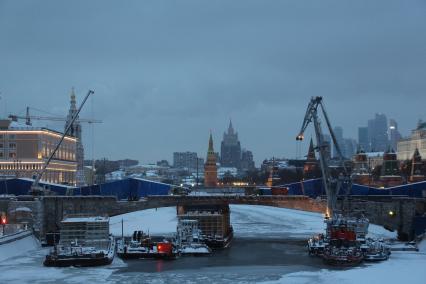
[[110, 207, 177, 236], [263, 242, 426, 284], [0, 235, 39, 262]]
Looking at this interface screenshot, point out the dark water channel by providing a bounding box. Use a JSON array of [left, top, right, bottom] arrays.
[[109, 237, 330, 283]]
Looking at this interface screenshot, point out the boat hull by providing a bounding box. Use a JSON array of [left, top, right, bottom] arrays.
[[43, 255, 113, 267], [322, 250, 364, 266], [43, 236, 115, 267], [117, 252, 177, 260], [204, 229, 233, 249]]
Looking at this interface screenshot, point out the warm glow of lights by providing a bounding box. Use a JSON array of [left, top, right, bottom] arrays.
[[324, 207, 330, 219], [232, 182, 249, 186], [388, 210, 395, 217], [0, 130, 77, 142], [0, 161, 44, 164]]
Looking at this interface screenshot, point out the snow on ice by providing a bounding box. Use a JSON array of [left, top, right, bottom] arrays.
[[0, 205, 423, 283]]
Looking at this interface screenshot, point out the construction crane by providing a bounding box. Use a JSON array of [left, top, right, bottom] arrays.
[[30, 90, 94, 195], [296, 96, 351, 217], [9, 106, 102, 126]]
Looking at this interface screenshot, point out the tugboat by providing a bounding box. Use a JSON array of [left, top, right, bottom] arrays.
[[307, 233, 326, 256], [308, 213, 369, 266], [43, 216, 115, 267], [117, 230, 178, 260], [176, 219, 211, 256], [362, 239, 391, 261]]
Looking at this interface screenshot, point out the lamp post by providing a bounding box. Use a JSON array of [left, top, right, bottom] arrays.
[[1, 213, 7, 236]]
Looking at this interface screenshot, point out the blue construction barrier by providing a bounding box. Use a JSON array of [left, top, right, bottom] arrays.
[[0, 178, 74, 195], [283, 179, 324, 197], [282, 179, 426, 198], [0, 177, 173, 199], [78, 178, 171, 199]]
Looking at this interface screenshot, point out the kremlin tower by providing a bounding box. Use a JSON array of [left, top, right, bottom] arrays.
[[266, 158, 280, 187], [351, 148, 371, 185], [303, 138, 319, 179], [380, 147, 402, 187], [204, 132, 218, 187], [409, 148, 424, 183]]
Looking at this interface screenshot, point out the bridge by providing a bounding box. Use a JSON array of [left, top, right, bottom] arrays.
[[2, 194, 425, 241]]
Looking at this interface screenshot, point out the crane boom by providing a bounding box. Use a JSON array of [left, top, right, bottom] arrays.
[[9, 113, 101, 124], [296, 96, 350, 216], [31, 90, 94, 194]]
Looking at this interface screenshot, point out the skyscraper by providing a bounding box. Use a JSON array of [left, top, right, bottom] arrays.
[[333, 126, 344, 158], [368, 113, 389, 152], [389, 119, 402, 151], [358, 127, 369, 151], [322, 134, 332, 161], [344, 138, 357, 158], [204, 133, 218, 187], [65, 88, 85, 186], [220, 120, 242, 169]]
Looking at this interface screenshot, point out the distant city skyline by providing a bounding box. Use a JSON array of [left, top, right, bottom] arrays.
[[1, 1, 425, 165]]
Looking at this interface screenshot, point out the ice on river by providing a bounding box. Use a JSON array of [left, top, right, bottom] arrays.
[[263, 241, 426, 284], [0, 205, 423, 284]]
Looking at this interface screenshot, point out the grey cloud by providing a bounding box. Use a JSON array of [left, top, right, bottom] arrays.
[[0, 0, 425, 163]]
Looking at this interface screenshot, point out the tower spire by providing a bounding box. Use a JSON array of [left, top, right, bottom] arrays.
[[65, 87, 85, 186], [208, 131, 214, 153], [204, 131, 218, 187], [307, 138, 316, 160], [228, 119, 234, 134], [70, 87, 77, 111]]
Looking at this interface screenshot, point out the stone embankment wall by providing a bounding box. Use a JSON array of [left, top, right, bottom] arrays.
[[1, 195, 424, 241]]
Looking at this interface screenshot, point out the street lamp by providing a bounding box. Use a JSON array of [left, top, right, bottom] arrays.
[[1, 213, 7, 236]]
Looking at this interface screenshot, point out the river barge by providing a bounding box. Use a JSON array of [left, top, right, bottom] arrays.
[[43, 216, 115, 267], [176, 219, 211, 255], [177, 204, 233, 249]]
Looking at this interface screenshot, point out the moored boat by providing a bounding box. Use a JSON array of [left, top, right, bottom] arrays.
[[322, 246, 364, 266], [308, 213, 375, 266], [44, 236, 115, 267], [176, 219, 211, 256], [117, 231, 178, 260], [362, 239, 391, 261], [43, 216, 115, 267], [177, 204, 233, 250]]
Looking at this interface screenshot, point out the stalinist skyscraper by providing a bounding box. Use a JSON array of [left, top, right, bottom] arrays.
[[220, 120, 241, 169], [204, 132, 218, 187], [65, 88, 85, 186]]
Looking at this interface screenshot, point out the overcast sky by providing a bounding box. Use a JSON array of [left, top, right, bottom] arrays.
[[0, 0, 425, 164]]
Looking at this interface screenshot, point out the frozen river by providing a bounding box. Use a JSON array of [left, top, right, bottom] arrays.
[[0, 205, 425, 284]]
